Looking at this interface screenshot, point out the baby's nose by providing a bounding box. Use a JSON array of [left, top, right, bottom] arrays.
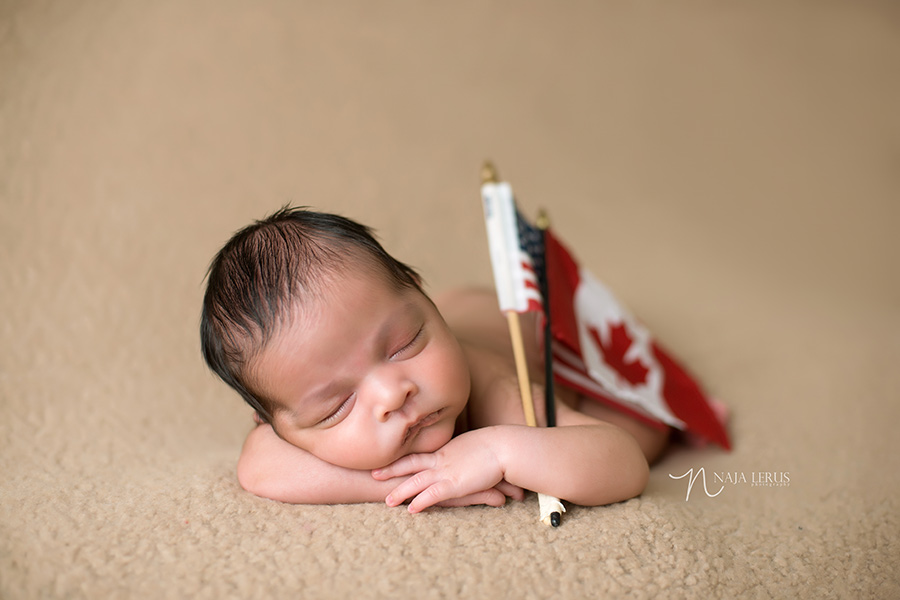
[[375, 378, 417, 422]]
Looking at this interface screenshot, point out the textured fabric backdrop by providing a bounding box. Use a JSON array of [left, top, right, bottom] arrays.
[[1, 1, 898, 598]]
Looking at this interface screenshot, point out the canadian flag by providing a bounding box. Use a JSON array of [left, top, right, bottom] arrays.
[[544, 229, 732, 450], [481, 177, 730, 451]]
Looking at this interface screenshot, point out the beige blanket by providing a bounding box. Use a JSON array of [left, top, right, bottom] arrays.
[[2, 1, 897, 597]]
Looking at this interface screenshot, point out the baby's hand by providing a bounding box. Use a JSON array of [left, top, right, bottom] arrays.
[[372, 428, 516, 513], [429, 480, 524, 510]]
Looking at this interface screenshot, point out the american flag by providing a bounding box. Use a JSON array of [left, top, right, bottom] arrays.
[[481, 181, 543, 314], [516, 210, 546, 313]]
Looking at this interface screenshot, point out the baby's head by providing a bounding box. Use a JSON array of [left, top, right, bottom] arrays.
[[201, 207, 470, 469]]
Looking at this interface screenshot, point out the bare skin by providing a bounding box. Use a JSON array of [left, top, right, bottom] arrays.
[[237, 276, 669, 512], [435, 288, 670, 464]]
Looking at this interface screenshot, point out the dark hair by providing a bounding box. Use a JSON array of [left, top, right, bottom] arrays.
[[200, 207, 422, 423]]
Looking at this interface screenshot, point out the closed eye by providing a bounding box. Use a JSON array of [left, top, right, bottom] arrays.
[[391, 325, 425, 360], [318, 393, 354, 426]]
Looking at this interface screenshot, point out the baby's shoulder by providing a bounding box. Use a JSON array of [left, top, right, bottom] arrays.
[[456, 339, 532, 429]]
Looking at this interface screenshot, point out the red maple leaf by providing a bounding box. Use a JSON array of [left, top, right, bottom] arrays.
[[587, 321, 649, 386]]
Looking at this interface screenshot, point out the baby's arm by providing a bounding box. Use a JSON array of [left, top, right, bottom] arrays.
[[237, 423, 523, 506], [374, 402, 648, 513], [238, 423, 401, 504], [373, 287, 651, 512]]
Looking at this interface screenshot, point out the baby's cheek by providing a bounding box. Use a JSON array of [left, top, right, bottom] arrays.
[[447, 345, 472, 393]]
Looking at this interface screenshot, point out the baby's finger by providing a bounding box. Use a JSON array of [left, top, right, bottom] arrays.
[[407, 479, 461, 513], [384, 469, 439, 507], [372, 453, 436, 481], [494, 480, 525, 501]]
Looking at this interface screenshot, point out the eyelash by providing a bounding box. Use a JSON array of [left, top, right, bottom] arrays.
[[320, 393, 354, 425], [391, 325, 424, 360]]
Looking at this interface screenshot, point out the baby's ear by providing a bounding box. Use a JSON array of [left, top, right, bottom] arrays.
[[253, 411, 265, 425]]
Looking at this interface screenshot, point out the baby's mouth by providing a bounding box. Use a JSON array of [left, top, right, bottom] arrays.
[[404, 409, 443, 444]]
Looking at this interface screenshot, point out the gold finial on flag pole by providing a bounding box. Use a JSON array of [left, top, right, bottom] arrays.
[[481, 161, 499, 185], [536, 209, 550, 231]]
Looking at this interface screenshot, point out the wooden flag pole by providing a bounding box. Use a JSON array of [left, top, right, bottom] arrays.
[[506, 311, 538, 428], [508, 293, 564, 527], [482, 160, 540, 429], [481, 161, 564, 527]]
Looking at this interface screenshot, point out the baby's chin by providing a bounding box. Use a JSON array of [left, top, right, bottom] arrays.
[[331, 421, 457, 471], [408, 421, 455, 455], [357, 425, 454, 470]]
